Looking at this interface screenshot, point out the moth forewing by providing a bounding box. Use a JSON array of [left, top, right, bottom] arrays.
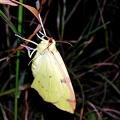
[[31, 39, 65, 102], [50, 39, 75, 96], [51, 41, 76, 112], [54, 85, 75, 113]]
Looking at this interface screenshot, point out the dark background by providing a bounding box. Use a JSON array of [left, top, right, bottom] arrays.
[[0, 0, 120, 120]]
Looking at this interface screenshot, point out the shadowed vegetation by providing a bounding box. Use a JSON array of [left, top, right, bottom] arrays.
[[0, 0, 120, 120]]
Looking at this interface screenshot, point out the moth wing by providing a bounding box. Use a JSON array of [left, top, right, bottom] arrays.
[[31, 39, 76, 113], [52, 49, 76, 113], [53, 49, 75, 93], [54, 85, 75, 113], [31, 50, 64, 103]]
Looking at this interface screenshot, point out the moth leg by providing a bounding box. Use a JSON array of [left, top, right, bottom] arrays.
[[15, 34, 38, 58], [29, 48, 37, 58], [38, 13, 46, 36], [36, 32, 46, 40], [36, 31, 50, 41], [20, 44, 37, 58]]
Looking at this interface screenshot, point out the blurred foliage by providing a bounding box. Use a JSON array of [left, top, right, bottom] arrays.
[[0, 0, 120, 120]]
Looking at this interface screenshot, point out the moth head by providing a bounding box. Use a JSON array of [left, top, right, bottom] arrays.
[[48, 38, 56, 49], [37, 36, 57, 53]]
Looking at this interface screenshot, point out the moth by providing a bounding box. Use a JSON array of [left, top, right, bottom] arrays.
[[16, 34, 76, 113]]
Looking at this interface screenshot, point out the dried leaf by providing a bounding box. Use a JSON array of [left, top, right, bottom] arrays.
[[0, 0, 40, 22], [0, 0, 18, 6], [11, 0, 40, 22]]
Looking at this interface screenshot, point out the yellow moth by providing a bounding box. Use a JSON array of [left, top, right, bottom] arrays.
[[16, 34, 76, 113]]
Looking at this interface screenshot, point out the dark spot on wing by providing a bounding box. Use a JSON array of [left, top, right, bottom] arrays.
[[38, 80, 48, 92], [49, 76, 52, 78], [38, 81, 44, 88], [60, 79, 66, 83]]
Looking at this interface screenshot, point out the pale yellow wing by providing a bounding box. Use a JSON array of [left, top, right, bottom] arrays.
[[53, 50, 76, 113], [31, 50, 64, 102]]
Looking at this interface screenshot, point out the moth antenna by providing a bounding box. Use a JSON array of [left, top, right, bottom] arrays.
[[57, 41, 73, 46]]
